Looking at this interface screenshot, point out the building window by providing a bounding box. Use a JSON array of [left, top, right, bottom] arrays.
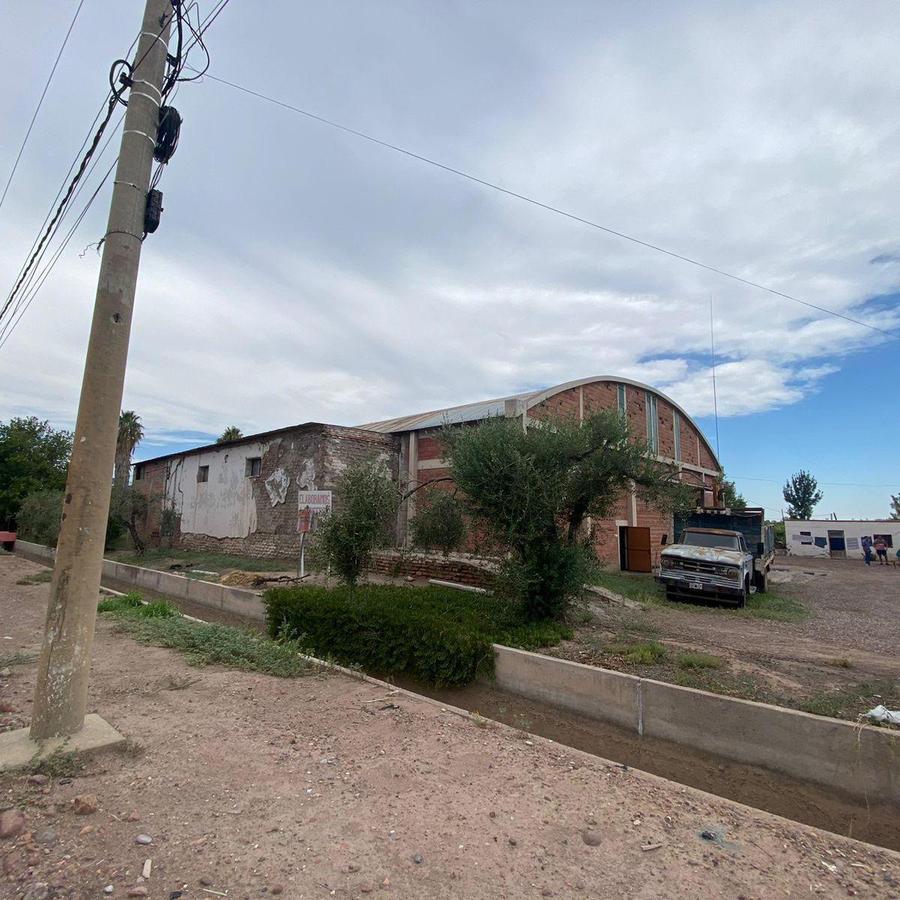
[[799, 530, 812, 545], [134, 464, 144, 481], [197, 465, 209, 483], [873, 533, 894, 548], [245, 457, 261, 477], [645, 391, 659, 453], [673, 411, 681, 462], [617, 383, 627, 416]]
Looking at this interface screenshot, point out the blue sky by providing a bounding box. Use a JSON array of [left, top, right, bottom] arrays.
[[1, 1, 899, 519]]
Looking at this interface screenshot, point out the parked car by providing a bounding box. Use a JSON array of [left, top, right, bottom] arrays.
[[657, 508, 775, 608]]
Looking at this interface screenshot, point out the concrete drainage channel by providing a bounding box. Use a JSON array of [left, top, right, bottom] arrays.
[[13, 541, 900, 851]]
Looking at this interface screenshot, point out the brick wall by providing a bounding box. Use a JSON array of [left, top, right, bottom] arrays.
[[367, 550, 496, 588]]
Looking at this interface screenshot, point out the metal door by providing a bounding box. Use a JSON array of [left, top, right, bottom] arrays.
[[623, 526, 652, 572]]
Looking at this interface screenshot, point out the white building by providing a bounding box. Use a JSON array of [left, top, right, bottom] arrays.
[[785, 519, 900, 559]]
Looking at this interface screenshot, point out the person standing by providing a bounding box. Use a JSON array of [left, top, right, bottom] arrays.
[[874, 536, 888, 565], [861, 535, 873, 566]]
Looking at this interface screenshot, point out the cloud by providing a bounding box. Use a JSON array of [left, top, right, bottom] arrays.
[[0, 0, 898, 450]]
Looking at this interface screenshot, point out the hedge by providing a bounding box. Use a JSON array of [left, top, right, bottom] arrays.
[[264, 584, 570, 687]]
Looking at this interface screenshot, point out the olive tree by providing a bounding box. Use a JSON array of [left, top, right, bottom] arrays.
[[410, 490, 466, 556], [444, 411, 692, 621]]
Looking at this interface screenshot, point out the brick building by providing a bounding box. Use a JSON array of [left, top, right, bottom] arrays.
[[361, 376, 721, 572], [134, 376, 721, 571], [133, 424, 398, 558]]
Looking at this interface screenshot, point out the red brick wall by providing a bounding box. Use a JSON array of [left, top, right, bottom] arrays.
[[416, 434, 444, 461], [367, 551, 495, 588]]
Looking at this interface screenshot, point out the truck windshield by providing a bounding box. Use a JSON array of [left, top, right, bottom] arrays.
[[681, 531, 740, 550]]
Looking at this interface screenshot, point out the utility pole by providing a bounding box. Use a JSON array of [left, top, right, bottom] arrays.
[[29, 0, 173, 740]]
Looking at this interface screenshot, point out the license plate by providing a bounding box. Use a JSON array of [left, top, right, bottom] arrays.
[[688, 581, 703, 591]]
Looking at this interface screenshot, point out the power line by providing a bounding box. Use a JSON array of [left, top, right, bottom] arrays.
[[193, 68, 894, 339], [0, 0, 86, 214]]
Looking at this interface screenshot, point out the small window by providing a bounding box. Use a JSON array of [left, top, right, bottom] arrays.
[[197, 465, 209, 483], [134, 464, 144, 481], [799, 530, 812, 545], [617, 383, 627, 415], [873, 533, 894, 548], [245, 457, 261, 477]]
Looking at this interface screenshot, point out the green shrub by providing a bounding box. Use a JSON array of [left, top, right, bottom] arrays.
[[410, 491, 466, 555], [16, 490, 64, 547], [316, 461, 398, 585], [264, 584, 570, 687]]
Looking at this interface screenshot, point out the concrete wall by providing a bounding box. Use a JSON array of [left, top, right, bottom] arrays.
[[14, 540, 266, 624], [786, 519, 900, 558], [490, 645, 900, 805]]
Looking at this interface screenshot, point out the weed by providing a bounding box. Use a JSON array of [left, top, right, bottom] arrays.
[[16, 570, 52, 586], [97, 593, 177, 618], [0, 651, 37, 668], [605, 640, 667, 665], [119, 738, 145, 758], [829, 658, 852, 669], [112, 548, 292, 574], [739, 592, 808, 623], [798, 679, 900, 721], [29, 748, 79, 778], [676, 651, 724, 671], [161, 673, 198, 691]]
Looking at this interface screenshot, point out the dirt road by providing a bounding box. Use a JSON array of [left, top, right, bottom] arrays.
[[1, 554, 898, 898]]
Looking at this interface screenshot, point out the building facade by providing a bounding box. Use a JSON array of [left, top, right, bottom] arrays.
[[361, 376, 722, 572], [785, 519, 900, 559], [134, 376, 721, 571], [134, 424, 397, 558]]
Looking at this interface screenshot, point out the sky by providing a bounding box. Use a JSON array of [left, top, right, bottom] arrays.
[[1, 1, 898, 520]]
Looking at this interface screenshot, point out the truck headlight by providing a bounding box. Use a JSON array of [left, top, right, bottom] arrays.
[[716, 566, 739, 580], [661, 557, 675, 570]]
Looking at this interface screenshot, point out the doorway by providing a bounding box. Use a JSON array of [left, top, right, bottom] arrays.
[[827, 529, 846, 559], [619, 526, 652, 573]]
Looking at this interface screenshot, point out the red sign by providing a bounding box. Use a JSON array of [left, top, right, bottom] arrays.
[[297, 508, 312, 534]]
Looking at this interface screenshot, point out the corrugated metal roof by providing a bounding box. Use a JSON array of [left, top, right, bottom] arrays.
[[358, 392, 532, 433]]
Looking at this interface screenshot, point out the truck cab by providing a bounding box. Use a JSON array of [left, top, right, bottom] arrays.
[[657, 527, 754, 608]]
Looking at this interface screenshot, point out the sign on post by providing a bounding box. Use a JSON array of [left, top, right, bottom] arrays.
[[296, 490, 332, 578]]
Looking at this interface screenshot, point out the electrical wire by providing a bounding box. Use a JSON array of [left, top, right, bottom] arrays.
[[193, 68, 895, 340], [0, 0, 86, 214]]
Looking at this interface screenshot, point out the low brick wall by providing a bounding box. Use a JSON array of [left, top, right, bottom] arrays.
[[175, 531, 303, 561], [367, 551, 497, 588]]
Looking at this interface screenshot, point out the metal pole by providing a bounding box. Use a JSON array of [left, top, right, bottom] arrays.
[[30, 0, 173, 740]]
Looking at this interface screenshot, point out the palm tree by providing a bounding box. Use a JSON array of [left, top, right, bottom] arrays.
[[217, 426, 243, 443], [115, 410, 144, 487]]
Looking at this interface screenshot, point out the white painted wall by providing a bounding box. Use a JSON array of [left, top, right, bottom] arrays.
[[166, 441, 269, 539], [785, 520, 900, 558]]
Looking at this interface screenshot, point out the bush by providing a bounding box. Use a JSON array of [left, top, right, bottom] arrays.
[[264, 584, 570, 687], [16, 490, 64, 546], [97, 592, 177, 617], [316, 461, 398, 585], [410, 491, 466, 555]]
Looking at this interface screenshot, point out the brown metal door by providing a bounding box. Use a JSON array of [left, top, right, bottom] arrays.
[[626, 527, 652, 572]]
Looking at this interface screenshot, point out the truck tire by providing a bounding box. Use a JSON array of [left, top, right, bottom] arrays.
[[738, 577, 749, 609], [754, 569, 768, 594]]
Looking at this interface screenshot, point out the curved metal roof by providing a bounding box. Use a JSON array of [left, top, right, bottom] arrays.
[[359, 375, 721, 470]]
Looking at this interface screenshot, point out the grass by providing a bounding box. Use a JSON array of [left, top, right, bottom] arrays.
[[604, 639, 667, 665], [98, 592, 313, 678], [16, 570, 52, 585], [28, 748, 80, 778], [798, 679, 900, 721], [592, 570, 808, 622], [111, 548, 293, 574], [676, 651, 724, 670], [0, 651, 37, 668]]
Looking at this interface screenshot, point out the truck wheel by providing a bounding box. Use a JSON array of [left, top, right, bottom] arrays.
[[738, 578, 749, 609], [665, 587, 676, 603], [754, 569, 768, 594]]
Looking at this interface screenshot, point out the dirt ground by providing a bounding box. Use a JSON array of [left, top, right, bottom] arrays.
[[2, 555, 899, 898], [552, 556, 900, 717]]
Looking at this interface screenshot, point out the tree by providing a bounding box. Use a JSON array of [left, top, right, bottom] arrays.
[[782, 470, 823, 520], [719, 472, 747, 510], [16, 490, 65, 546], [411, 490, 466, 556], [316, 461, 397, 585], [766, 519, 786, 547], [108, 484, 148, 553], [444, 411, 693, 621], [115, 410, 143, 487], [890, 494, 900, 521], [217, 426, 243, 443], [0, 417, 72, 529]]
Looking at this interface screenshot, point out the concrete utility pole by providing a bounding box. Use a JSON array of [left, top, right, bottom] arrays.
[[29, 0, 173, 740]]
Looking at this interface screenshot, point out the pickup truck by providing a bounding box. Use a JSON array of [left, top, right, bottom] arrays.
[[657, 508, 775, 608]]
